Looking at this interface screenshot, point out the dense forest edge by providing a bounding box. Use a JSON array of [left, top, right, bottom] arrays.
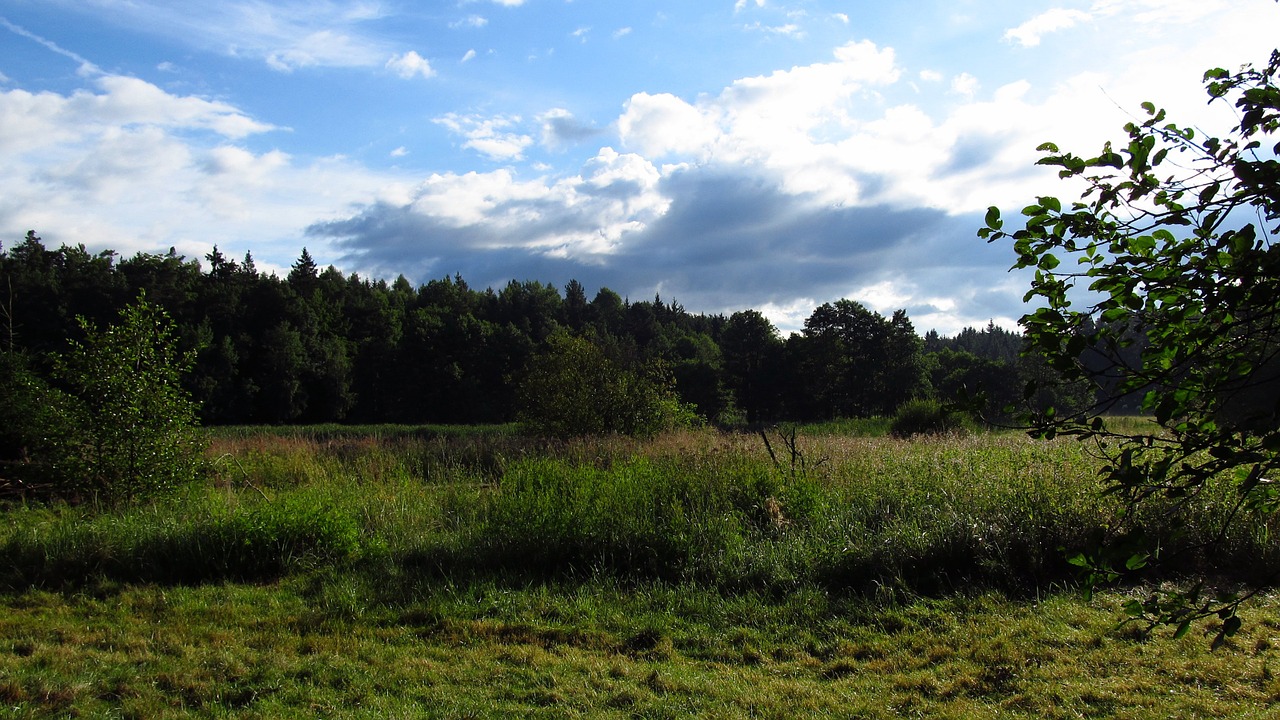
[[0, 231, 1091, 431]]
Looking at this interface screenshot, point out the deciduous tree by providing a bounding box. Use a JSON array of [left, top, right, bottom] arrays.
[[980, 49, 1280, 641]]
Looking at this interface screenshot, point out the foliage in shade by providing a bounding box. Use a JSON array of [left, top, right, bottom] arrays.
[[1, 236, 1086, 429], [515, 331, 698, 438], [889, 398, 971, 438]]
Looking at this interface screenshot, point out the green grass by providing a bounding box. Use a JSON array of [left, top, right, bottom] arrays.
[[2, 580, 1279, 718], [2, 425, 1279, 717]]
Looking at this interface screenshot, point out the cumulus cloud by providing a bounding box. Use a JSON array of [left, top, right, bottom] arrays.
[[310, 35, 1057, 329], [434, 113, 534, 161], [386, 51, 435, 79], [310, 148, 670, 277], [0, 72, 387, 267], [539, 108, 601, 149], [618, 93, 721, 159]]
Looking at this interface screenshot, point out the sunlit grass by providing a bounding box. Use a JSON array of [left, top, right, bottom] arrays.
[[2, 580, 1279, 718], [2, 423, 1279, 717]]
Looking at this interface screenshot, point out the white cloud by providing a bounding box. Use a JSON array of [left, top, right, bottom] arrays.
[[386, 50, 435, 79], [919, 69, 943, 83], [734, 0, 765, 11], [390, 146, 408, 157], [949, 72, 979, 98], [434, 113, 534, 161], [0, 73, 387, 265], [618, 93, 721, 159], [265, 29, 387, 71], [619, 39, 902, 201], [451, 15, 489, 29], [613, 27, 633, 40], [0, 16, 101, 74], [743, 22, 803, 38], [1003, 8, 1092, 47], [29, 2, 395, 72], [315, 147, 669, 270], [461, 49, 478, 63]]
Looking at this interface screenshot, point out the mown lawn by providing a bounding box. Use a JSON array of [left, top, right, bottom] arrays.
[[2, 426, 1278, 718]]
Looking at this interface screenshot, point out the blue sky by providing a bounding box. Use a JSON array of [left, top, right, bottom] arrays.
[[0, 0, 1275, 334]]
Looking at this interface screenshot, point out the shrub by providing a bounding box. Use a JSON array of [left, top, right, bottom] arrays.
[[889, 398, 969, 438], [516, 332, 697, 438], [50, 295, 206, 505], [0, 351, 77, 493]]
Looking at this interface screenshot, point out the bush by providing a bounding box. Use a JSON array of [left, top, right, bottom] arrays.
[[889, 399, 969, 438], [0, 352, 77, 493], [51, 295, 206, 505], [516, 332, 697, 438]]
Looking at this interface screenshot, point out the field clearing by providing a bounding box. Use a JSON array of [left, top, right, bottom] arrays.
[[2, 426, 1279, 717]]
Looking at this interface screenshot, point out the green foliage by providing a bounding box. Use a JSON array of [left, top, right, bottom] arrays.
[[0, 352, 77, 492], [485, 457, 747, 578], [981, 49, 1280, 634], [53, 295, 206, 505], [1, 493, 360, 586], [889, 398, 970, 438], [516, 331, 697, 438], [792, 300, 928, 420]]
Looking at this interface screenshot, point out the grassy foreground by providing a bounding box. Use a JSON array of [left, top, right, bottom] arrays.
[[2, 426, 1279, 717]]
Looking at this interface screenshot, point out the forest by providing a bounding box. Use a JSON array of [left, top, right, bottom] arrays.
[[0, 231, 1085, 430]]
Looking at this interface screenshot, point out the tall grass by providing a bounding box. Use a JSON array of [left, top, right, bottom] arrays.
[[1, 490, 360, 587], [4, 426, 1278, 598]]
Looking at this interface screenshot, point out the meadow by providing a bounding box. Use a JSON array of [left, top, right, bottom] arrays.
[[2, 424, 1280, 718]]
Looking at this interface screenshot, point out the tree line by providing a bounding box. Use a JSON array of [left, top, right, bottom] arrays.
[[0, 231, 1082, 427]]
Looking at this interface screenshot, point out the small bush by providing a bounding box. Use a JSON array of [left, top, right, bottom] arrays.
[[3, 296, 207, 507], [889, 399, 969, 438]]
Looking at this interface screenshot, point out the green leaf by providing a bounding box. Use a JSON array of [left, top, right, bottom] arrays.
[[984, 206, 1003, 230], [1222, 615, 1242, 637]]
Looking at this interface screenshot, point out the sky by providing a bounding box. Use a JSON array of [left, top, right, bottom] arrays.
[[0, 1, 1275, 335]]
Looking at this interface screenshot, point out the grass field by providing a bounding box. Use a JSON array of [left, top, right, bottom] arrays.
[[2, 425, 1278, 718]]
